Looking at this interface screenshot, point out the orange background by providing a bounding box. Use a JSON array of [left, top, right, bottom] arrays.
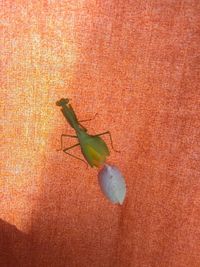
[[1, 1, 200, 266]]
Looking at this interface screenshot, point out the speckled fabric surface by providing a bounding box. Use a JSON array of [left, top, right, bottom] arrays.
[[1, 1, 200, 266]]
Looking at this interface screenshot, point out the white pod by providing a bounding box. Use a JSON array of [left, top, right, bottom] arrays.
[[98, 164, 126, 205]]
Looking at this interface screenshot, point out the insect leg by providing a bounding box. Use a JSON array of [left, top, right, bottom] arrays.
[[57, 134, 78, 151], [78, 113, 98, 123], [95, 131, 120, 153], [63, 143, 88, 166], [77, 113, 98, 131]]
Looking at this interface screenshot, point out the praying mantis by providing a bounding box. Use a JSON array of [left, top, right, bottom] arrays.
[[56, 98, 118, 167]]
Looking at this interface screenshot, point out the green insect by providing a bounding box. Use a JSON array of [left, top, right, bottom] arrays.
[[56, 98, 118, 167]]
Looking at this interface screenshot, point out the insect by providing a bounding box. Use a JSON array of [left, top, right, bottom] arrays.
[[56, 98, 118, 167]]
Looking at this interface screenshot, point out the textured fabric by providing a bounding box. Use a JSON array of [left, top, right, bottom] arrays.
[[1, 1, 200, 266]]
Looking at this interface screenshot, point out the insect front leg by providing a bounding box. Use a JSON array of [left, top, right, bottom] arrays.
[[57, 134, 78, 151], [95, 131, 120, 153], [63, 143, 88, 166], [78, 113, 98, 123], [78, 113, 98, 131]]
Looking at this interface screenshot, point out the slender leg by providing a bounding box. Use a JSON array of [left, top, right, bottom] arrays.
[[78, 113, 98, 131], [63, 143, 88, 166], [78, 113, 98, 123], [57, 134, 78, 151], [95, 131, 120, 153]]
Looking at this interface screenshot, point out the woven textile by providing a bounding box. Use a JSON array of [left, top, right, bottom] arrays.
[[1, 1, 200, 266]]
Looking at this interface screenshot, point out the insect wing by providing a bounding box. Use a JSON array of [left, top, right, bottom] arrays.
[[81, 136, 110, 167]]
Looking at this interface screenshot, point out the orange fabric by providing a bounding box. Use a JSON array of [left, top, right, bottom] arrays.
[[1, 1, 200, 266]]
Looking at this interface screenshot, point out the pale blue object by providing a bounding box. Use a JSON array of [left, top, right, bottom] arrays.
[[98, 164, 126, 204]]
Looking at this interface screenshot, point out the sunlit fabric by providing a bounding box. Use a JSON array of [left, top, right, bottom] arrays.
[[1, 1, 199, 266]]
